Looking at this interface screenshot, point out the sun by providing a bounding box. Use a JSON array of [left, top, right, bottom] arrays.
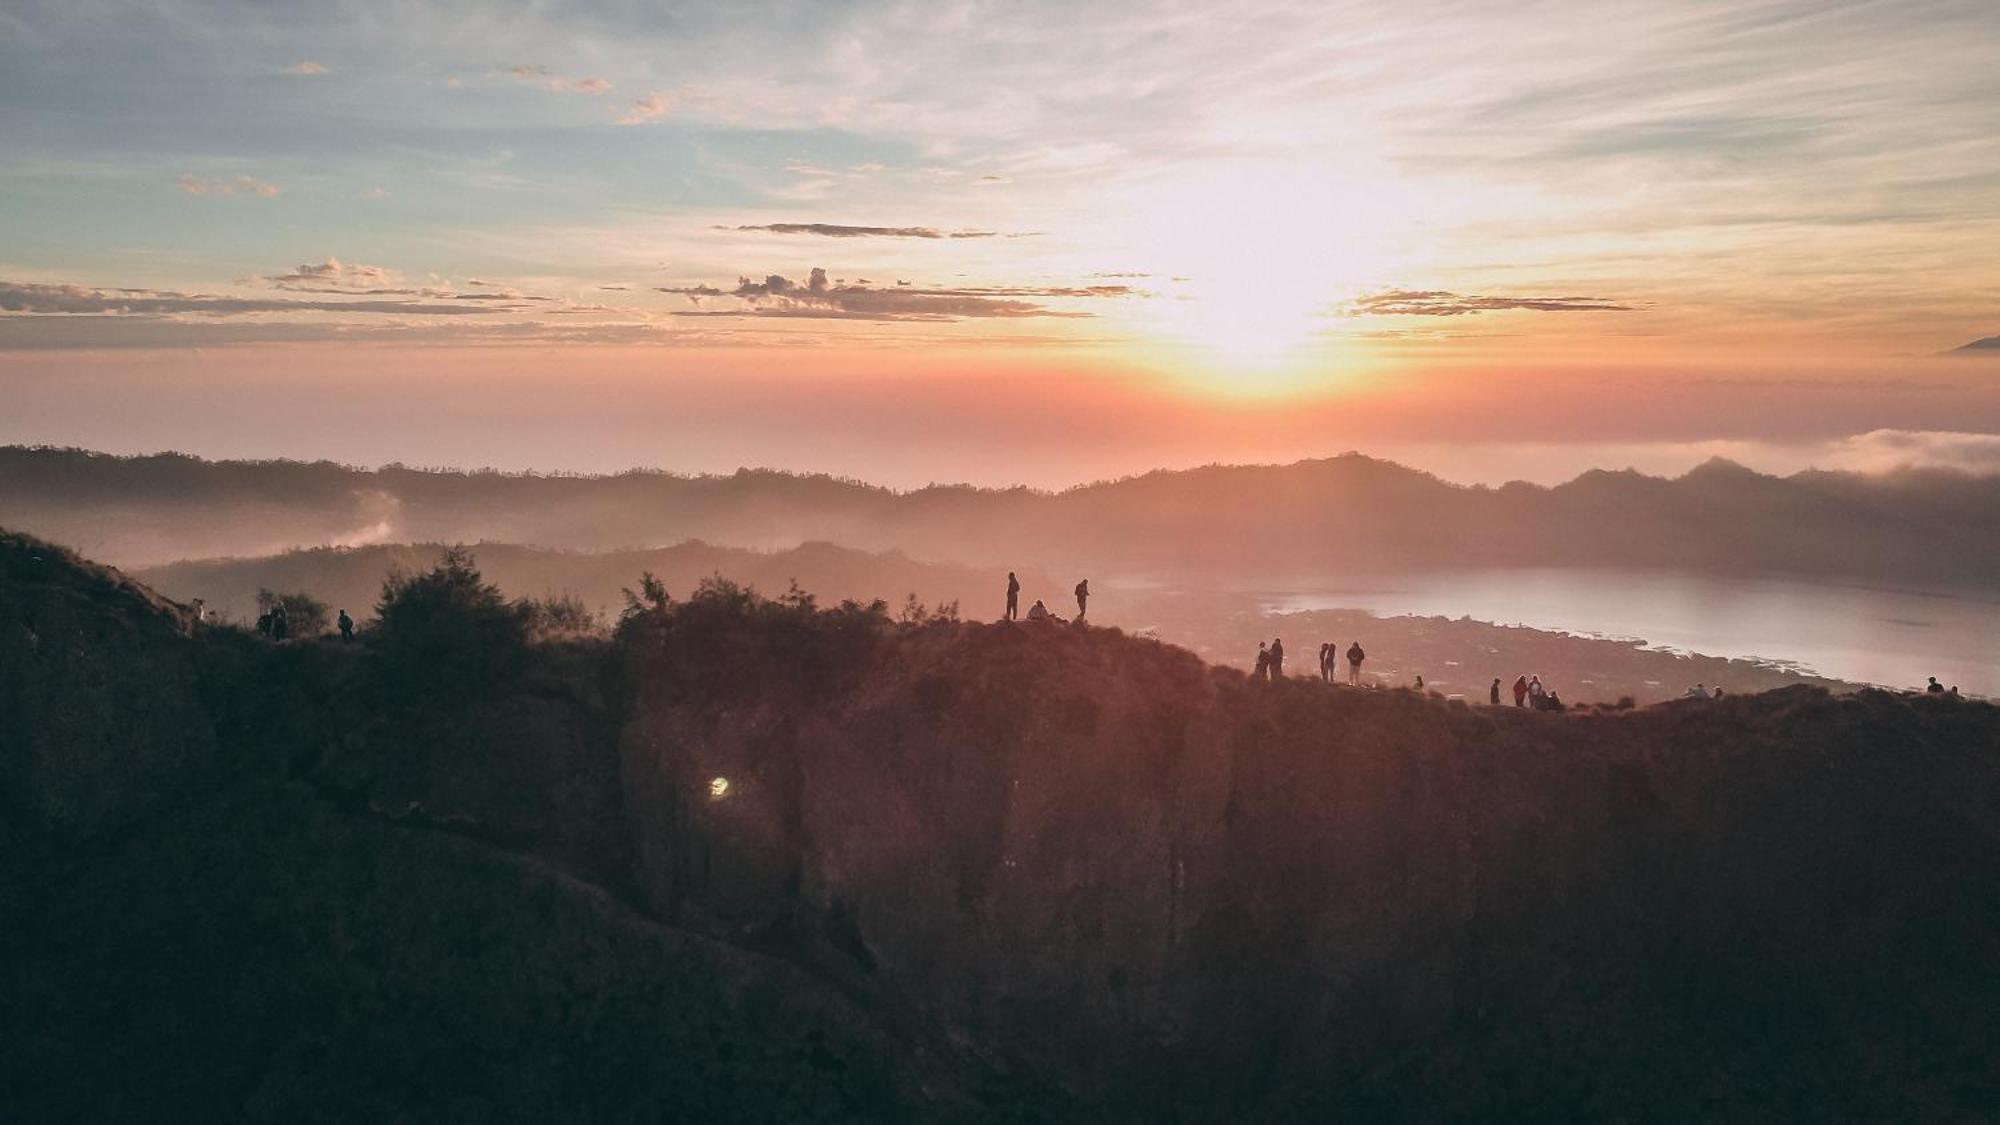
[[1104, 157, 1412, 389]]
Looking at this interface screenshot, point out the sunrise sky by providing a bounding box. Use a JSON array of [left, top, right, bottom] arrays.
[[4, 0, 1999, 486]]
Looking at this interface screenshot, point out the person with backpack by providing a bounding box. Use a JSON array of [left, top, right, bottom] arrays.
[[1346, 641, 1365, 686]]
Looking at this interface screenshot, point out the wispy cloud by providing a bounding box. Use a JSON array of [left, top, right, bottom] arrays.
[[176, 173, 280, 199], [264, 258, 408, 292], [1348, 290, 1633, 316], [721, 223, 1004, 239], [618, 92, 671, 125], [507, 64, 611, 95], [286, 61, 327, 76]]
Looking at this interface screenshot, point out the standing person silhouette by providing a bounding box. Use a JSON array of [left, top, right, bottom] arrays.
[[1513, 675, 1529, 708], [1005, 572, 1020, 621], [1491, 678, 1502, 705], [1255, 642, 1270, 680], [1346, 641, 1365, 686], [337, 609, 354, 643], [1270, 638, 1285, 678], [1074, 578, 1089, 619], [1320, 643, 1333, 682]]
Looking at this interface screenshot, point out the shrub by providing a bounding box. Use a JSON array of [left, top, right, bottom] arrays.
[[521, 592, 604, 641], [256, 588, 330, 637]]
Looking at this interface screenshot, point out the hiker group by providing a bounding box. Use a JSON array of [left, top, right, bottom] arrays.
[[253, 603, 356, 642], [1506, 674, 1564, 712], [1004, 572, 1090, 625]]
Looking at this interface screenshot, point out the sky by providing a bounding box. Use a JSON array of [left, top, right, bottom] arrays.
[[3, 0, 1999, 487]]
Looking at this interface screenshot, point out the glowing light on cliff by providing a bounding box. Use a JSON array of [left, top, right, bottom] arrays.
[[708, 777, 731, 800]]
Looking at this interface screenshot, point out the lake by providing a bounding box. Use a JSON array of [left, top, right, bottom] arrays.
[[1267, 568, 2000, 697]]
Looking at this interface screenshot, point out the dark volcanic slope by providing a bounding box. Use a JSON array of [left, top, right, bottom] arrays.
[[5, 530, 1998, 1121], [7, 445, 2000, 588]]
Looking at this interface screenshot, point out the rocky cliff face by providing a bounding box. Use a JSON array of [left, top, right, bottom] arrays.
[[5, 530, 1998, 1120], [619, 609, 2000, 1118]]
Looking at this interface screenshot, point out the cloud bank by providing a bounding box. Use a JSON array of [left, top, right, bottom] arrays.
[[658, 268, 1135, 321], [1349, 290, 1632, 316], [1816, 430, 2000, 475], [0, 280, 503, 317]]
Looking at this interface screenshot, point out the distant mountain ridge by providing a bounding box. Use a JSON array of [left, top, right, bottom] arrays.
[[4, 445, 1998, 588]]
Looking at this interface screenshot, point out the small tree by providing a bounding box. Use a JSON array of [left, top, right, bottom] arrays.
[[372, 546, 529, 695], [898, 593, 960, 625], [620, 571, 671, 621]]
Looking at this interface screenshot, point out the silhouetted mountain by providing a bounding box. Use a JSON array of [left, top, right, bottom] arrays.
[[6, 445, 1999, 588], [1951, 335, 2000, 353], [7, 532, 1997, 1119]]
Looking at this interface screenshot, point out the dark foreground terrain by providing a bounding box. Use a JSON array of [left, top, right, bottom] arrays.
[[4, 528, 1997, 1121]]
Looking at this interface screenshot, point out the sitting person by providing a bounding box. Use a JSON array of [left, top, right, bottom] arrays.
[[1026, 599, 1051, 621]]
